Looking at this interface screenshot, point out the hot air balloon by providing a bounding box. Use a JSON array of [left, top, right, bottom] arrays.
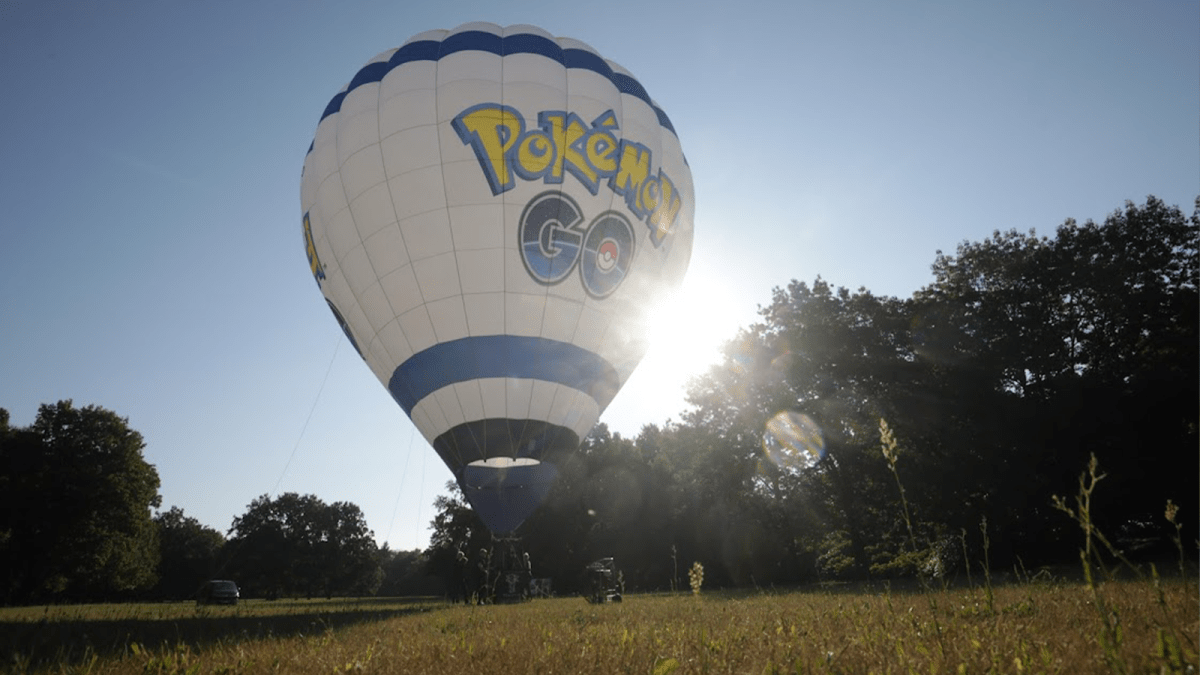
[[300, 23, 694, 534]]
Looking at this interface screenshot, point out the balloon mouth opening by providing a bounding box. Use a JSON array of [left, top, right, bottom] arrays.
[[468, 457, 541, 469]]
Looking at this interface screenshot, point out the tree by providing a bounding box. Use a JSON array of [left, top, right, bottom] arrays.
[[153, 507, 225, 600], [0, 401, 162, 604], [920, 197, 1199, 554], [225, 493, 381, 598]]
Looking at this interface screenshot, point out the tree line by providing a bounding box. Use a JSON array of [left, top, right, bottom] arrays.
[[424, 195, 1198, 593], [2, 196, 1195, 604], [0, 402, 434, 605]]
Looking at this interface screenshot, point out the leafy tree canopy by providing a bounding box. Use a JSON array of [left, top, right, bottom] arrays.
[[0, 401, 162, 603]]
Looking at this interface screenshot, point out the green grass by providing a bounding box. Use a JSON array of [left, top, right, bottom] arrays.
[[2, 581, 1195, 674]]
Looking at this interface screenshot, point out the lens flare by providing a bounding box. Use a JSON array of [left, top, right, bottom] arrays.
[[762, 411, 825, 471]]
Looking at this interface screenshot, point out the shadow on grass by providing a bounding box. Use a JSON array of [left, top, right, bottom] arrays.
[[1, 600, 443, 671]]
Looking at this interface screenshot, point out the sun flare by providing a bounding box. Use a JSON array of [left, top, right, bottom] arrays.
[[636, 273, 744, 401]]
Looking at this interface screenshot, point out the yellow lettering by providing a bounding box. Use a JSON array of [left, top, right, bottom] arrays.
[[453, 105, 523, 192], [515, 130, 554, 178], [584, 129, 618, 177], [611, 142, 651, 213], [648, 172, 682, 243]]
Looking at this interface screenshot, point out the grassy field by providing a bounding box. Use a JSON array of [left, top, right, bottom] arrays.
[[1, 579, 1195, 674]]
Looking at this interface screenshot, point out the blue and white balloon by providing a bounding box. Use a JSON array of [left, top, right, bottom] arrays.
[[301, 23, 694, 534]]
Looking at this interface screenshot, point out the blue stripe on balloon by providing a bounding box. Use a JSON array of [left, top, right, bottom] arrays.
[[387, 335, 619, 415], [313, 30, 676, 137]]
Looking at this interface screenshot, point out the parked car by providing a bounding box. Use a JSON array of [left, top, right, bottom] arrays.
[[197, 580, 240, 605]]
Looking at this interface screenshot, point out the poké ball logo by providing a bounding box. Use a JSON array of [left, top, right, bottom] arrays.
[[517, 191, 634, 298], [453, 103, 685, 298]]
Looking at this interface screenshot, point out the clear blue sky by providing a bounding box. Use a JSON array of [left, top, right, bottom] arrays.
[[2, 0, 1195, 551]]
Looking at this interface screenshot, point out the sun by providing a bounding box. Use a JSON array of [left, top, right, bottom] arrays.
[[645, 274, 738, 380], [602, 271, 745, 430]]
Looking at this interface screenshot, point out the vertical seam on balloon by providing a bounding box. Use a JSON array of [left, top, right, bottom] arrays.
[[589, 54, 628, 427], [432, 30, 469, 473], [502, 28, 526, 462], [374, 54, 415, 375], [331, 85, 384, 373], [352, 71, 402, 376]]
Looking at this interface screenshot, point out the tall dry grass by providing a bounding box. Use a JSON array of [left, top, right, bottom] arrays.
[[2, 580, 1195, 674]]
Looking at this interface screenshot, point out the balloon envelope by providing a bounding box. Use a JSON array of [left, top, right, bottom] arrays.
[[300, 23, 694, 534]]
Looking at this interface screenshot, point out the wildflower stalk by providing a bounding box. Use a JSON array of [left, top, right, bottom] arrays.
[[1052, 453, 1127, 674], [979, 516, 994, 615], [879, 418, 918, 558], [960, 528, 973, 589], [1164, 500, 1186, 585], [688, 562, 704, 596]]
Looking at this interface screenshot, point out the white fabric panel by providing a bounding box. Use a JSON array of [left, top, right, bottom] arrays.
[[349, 182, 396, 241], [397, 306, 437, 353], [343, 299, 372, 352], [436, 119, 478, 165], [300, 158, 318, 209], [426, 296, 469, 343], [432, 384, 466, 429], [505, 378, 534, 420], [388, 165, 446, 221], [565, 70, 619, 107], [447, 205, 504, 250], [505, 293, 546, 338], [572, 305, 609, 353], [551, 387, 599, 433], [546, 265, 588, 303], [500, 202, 524, 251], [541, 296, 583, 343], [410, 378, 514, 441], [363, 224, 407, 279], [377, 318, 412, 365], [340, 246, 374, 296], [399, 209, 453, 261], [502, 53, 566, 87], [326, 205, 360, 263], [365, 335, 392, 385], [412, 252, 460, 302], [456, 248, 504, 294], [381, 125, 441, 179], [324, 273, 355, 324], [399, 381, 602, 447], [409, 405, 433, 441], [379, 72, 437, 132], [503, 248, 545, 296], [314, 174, 348, 228], [419, 392, 449, 437], [335, 92, 381, 163], [499, 81, 568, 116], [339, 146, 385, 204], [358, 282, 392, 333], [310, 230, 337, 286], [453, 380, 486, 423], [462, 292, 505, 336], [479, 378, 507, 418], [436, 51, 501, 89], [441, 159, 500, 208], [527, 380, 557, 423], [436, 79, 502, 126], [570, 415, 598, 442], [309, 121, 341, 178], [380, 264, 423, 316], [547, 387, 575, 431]]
